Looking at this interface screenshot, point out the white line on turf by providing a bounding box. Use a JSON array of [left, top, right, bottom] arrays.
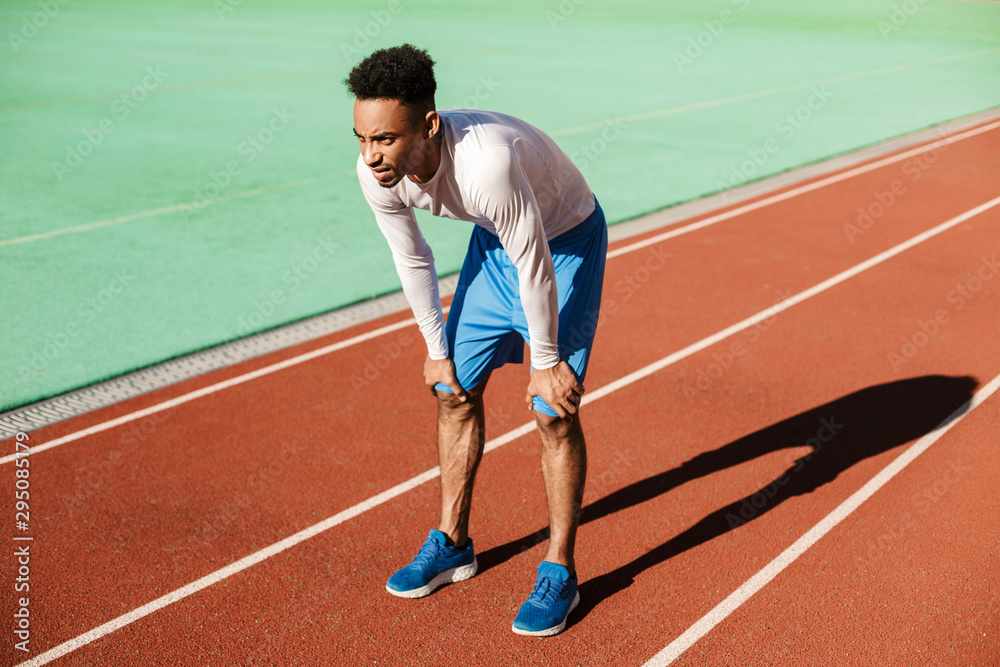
[[0, 171, 356, 248], [553, 46, 1000, 136], [5, 47, 998, 249], [3, 121, 997, 464], [16, 194, 1000, 667], [642, 371, 1000, 667]]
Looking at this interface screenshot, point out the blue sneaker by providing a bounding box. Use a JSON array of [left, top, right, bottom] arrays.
[[511, 561, 580, 636], [386, 529, 477, 598]]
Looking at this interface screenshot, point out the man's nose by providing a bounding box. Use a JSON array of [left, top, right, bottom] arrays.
[[362, 142, 381, 167]]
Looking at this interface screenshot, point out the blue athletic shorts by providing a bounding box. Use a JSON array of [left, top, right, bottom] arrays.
[[435, 197, 608, 416]]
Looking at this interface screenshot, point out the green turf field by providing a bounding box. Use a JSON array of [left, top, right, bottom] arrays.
[[2, 0, 998, 411]]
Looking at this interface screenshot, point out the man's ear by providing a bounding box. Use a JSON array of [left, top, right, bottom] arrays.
[[423, 110, 440, 140]]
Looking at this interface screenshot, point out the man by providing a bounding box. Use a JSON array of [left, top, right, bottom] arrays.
[[346, 44, 607, 637]]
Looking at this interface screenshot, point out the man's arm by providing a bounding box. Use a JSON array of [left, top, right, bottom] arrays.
[[374, 209, 447, 362], [356, 158, 466, 398], [468, 145, 560, 368], [468, 145, 583, 418]]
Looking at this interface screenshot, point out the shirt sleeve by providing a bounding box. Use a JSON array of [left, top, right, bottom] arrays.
[[467, 144, 561, 369], [356, 157, 448, 360]]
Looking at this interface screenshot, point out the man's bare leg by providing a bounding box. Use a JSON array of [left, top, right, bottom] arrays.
[[534, 411, 587, 574], [435, 379, 488, 547]]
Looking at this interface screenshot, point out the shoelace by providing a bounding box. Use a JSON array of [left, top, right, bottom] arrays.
[[527, 577, 562, 607], [410, 539, 446, 569]]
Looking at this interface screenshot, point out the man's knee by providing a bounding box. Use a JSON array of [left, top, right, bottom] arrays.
[[534, 410, 581, 441], [435, 381, 486, 416], [436, 388, 472, 410]]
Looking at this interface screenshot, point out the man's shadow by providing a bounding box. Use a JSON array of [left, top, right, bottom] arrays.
[[477, 374, 977, 621]]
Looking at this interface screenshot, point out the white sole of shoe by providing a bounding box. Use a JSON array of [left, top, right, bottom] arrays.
[[385, 557, 478, 599], [511, 591, 581, 637]]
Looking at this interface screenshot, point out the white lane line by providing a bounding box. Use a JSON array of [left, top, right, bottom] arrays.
[[643, 371, 1000, 667], [13, 465, 443, 667], [17, 195, 1000, 666], [607, 118, 1000, 258], [2, 121, 998, 465], [592, 194, 1000, 401], [0, 315, 419, 464]]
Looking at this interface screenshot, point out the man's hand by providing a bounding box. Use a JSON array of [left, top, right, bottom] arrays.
[[424, 356, 468, 402], [525, 361, 584, 420]]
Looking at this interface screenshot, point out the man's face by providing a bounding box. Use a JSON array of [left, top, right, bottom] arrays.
[[353, 98, 433, 189]]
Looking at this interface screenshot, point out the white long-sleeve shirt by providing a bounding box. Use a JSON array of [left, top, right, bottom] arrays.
[[356, 109, 595, 369]]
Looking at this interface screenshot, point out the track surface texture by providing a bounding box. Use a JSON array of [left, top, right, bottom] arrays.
[[1, 121, 998, 666]]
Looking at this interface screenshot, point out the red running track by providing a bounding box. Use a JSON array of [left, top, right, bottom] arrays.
[[2, 119, 999, 666]]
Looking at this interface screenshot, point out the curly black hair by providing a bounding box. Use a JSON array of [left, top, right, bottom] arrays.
[[344, 44, 437, 113]]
